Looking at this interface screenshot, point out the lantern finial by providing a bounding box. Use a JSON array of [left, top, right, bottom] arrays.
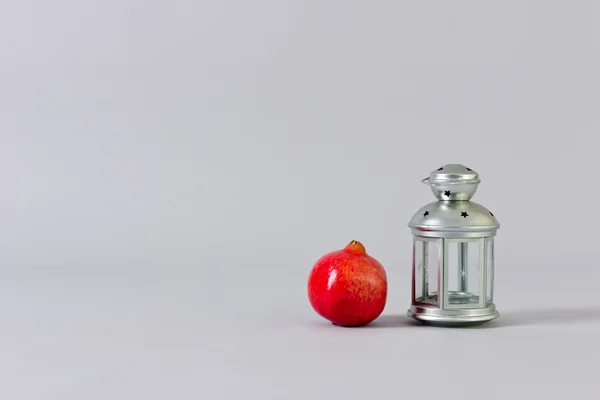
[[421, 164, 480, 201]]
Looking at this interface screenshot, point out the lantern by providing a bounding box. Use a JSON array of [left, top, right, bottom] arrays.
[[407, 164, 500, 326]]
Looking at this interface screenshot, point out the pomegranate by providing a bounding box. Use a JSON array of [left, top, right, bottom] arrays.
[[307, 240, 387, 327]]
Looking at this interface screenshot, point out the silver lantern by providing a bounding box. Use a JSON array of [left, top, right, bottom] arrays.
[[407, 164, 500, 326]]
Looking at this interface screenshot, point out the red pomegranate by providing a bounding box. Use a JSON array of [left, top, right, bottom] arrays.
[[307, 240, 387, 327]]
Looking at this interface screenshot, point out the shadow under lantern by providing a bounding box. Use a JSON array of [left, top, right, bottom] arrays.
[[407, 164, 500, 327]]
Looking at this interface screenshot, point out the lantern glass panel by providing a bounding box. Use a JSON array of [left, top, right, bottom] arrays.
[[486, 238, 494, 305], [414, 240, 424, 301], [413, 239, 439, 306], [446, 240, 481, 308]]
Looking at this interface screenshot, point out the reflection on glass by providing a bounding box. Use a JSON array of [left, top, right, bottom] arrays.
[[427, 242, 439, 305], [446, 241, 480, 307], [486, 238, 494, 305], [414, 240, 439, 306], [414, 240, 423, 301]]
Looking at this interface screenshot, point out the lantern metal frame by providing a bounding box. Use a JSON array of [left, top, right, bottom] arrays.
[[407, 164, 500, 327]]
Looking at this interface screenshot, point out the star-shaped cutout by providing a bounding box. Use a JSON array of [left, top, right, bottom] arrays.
[[490, 211, 494, 217], [423, 211, 429, 217], [466, 167, 472, 171], [461, 211, 469, 218], [444, 190, 451, 197], [437, 167, 443, 171]]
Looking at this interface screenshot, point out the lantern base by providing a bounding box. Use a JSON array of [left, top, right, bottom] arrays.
[[407, 303, 499, 327]]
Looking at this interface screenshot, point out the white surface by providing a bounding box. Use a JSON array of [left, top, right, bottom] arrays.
[[2, 272, 599, 399], [2, 1, 600, 399]]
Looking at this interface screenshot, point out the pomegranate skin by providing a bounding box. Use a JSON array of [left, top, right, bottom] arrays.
[[307, 240, 387, 327]]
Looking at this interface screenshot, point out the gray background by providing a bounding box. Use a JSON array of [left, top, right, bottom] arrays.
[[1, 1, 600, 399]]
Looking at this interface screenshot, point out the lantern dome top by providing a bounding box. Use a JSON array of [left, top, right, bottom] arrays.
[[408, 200, 499, 235], [409, 164, 500, 237]]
